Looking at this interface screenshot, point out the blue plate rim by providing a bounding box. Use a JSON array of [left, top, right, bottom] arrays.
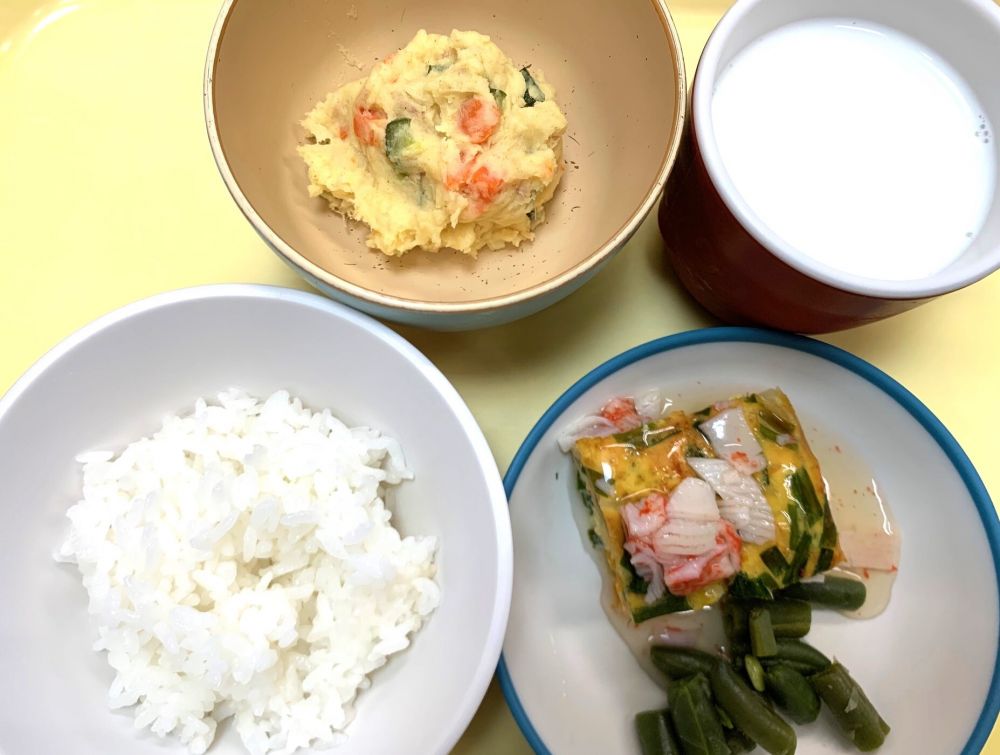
[[497, 326, 1000, 755]]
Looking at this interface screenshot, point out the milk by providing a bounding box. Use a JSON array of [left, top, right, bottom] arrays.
[[711, 18, 995, 282]]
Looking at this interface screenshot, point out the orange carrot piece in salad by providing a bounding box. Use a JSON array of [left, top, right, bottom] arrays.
[[352, 105, 386, 146], [458, 96, 501, 144]]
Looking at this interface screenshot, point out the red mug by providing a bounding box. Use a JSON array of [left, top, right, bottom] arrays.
[[659, 0, 1000, 333]]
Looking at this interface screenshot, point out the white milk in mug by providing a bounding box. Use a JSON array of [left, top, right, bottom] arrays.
[[711, 18, 996, 282]]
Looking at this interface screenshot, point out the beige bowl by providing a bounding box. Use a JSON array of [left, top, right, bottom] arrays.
[[205, 0, 686, 329]]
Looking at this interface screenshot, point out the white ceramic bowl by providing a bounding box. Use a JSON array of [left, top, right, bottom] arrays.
[[0, 285, 511, 755], [501, 328, 1000, 754]]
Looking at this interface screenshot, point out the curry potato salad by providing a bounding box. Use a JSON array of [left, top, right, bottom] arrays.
[[298, 30, 567, 256]]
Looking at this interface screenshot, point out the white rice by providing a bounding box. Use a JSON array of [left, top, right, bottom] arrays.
[[57, 389, 440, 755]]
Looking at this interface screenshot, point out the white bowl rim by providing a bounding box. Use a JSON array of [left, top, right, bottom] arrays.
[[498, 325, 1000, 755], [201, 0, 688, 315], [693, 0, 1000, 300], [0, 283, 514, 755]]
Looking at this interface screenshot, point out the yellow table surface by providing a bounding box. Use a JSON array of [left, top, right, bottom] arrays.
[[1, 1, 997, 752]]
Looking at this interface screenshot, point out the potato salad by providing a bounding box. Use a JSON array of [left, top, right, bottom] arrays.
[[298, 29, 567, 257]]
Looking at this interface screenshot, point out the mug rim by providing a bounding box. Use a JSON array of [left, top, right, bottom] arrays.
[[692, 0, 1000, 300]]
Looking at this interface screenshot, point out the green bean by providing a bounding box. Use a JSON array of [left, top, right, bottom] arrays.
[[749, 608, 778, 657], [779, 576, 867, 611], [730, 652, 746, 680], [693, 671, 714, 701], [759, 639, 831, 674], [635, 709, 681, 755], [744, 655, 766, 692], [721, 599, 751, 655], [668, 674, 731, 755], [718, 703, 762, 753], [650, 646, 720, 679], [764, 663, 820, 724], [715, 704, 734, 730], [763, 599, 811, 637], [710, 662, 796, 755], [810, 663, 890, 752], [726, 729, 758, 753], [726, 599, 811, 638]]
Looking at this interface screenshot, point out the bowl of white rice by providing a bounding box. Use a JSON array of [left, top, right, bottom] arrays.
[[0, 285, 511, 755]]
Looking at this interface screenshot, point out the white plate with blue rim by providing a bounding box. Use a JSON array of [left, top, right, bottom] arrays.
[[500, 328, 1000, 754]]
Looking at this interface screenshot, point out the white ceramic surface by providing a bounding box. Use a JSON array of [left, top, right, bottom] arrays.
[[502, 332, 999, 754], [695, 0, 1000, 299], [0, 285, 511, 755]]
